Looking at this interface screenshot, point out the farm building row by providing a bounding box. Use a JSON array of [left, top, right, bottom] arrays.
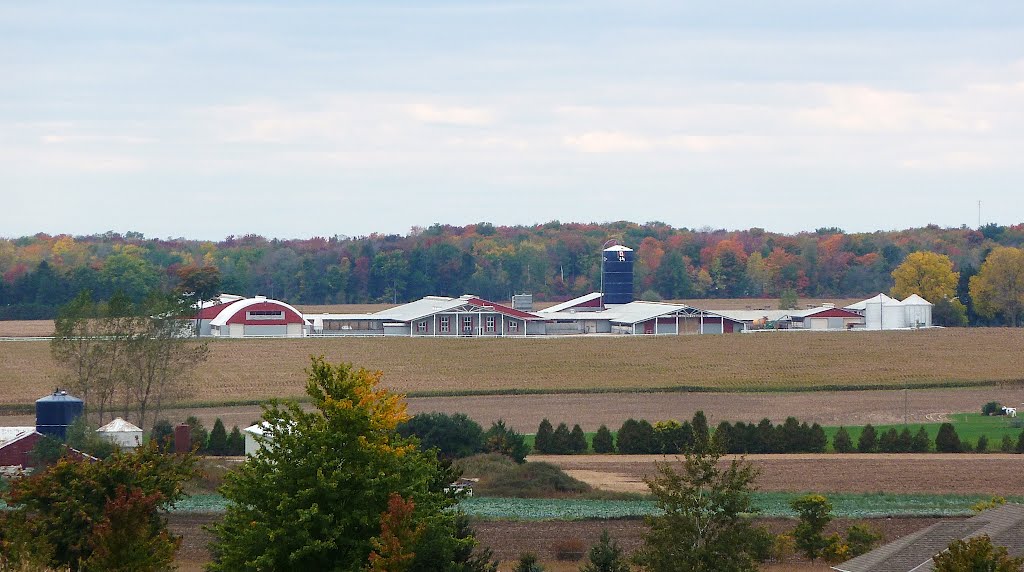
[[191, 291, 935, 338]]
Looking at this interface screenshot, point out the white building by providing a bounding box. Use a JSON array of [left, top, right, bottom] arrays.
[[96, 417, 144, 449]]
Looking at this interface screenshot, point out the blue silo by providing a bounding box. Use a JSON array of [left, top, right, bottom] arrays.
[[35, 390, 84, 439], [602, 245, 634, 305]]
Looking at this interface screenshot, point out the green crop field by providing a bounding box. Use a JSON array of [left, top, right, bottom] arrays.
[[163, 492, 1020, 519], [823, 413, 1023, 450]]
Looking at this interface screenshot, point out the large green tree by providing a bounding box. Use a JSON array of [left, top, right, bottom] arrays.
[[207, 357, 492, 571], [632, 447, 766, 571]]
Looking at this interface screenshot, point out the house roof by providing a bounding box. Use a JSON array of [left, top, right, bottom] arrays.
[[791, 306, 864, 319], [539, 292, 604, 314], [846, 293, 897, 311], [372, 296, 463, 322], [833, 504, 1024, 572], [96, 417, 143, 433], [208, 296, 307, 327], [0, 427, 37, 447], [902, 294, 934, 306], [601, 301, 703, 324]]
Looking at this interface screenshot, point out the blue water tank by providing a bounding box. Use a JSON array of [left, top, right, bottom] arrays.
[[602, 245, 634, 305], [35, 390, 84, 439]]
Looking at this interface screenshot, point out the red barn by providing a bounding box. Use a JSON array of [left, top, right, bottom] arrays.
[[195, 295, 309, 337]]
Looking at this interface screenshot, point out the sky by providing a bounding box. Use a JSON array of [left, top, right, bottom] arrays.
[[2, 1, 1023, 240]]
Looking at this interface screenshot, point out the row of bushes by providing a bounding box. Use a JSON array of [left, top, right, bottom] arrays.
[[396, 413, 530, 463]]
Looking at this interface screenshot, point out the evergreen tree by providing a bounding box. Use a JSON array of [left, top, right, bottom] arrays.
[[513, 553, 544, 572], [879, 428, 900, 453], [897, 427, 914, 453], [569, 424, 588, 454], [551, 423, 572, 455], [935, 423, 962, 453], [534, 419, 554, 454], [833, 427, 853, 453], [581, 530, 630, 572], [185, 416, 208, 453], [150, 420, 174, 452], [808, 423, 827, 453], [592, 425, 615, 454], [911, 427, 931, 453], [857, 424, 878, 453], [976, 434, 989, 453], [691, 411, 710, 451], [208, 418, 228, 456], [483, 420, 530, 463], [1016, 429, 1024, 454], [226, 426, 245, 455], [1001, 434, 1014, 453], [617, 419, 656, 454]]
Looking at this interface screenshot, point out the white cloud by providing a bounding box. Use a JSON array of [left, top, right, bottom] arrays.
[[562, 131, 652, 153], [405, 103, 495, 127]]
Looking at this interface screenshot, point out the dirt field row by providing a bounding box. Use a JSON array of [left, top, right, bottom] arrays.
[[167, 512, 942, 571], [3, 328, 1024, 406], [1, 386, 1016, 434], [535, 453, 1024, 496]]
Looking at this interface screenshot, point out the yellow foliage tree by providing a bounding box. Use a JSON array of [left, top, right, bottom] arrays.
[[969, 247, 1024, 326], [890, 251, 958, 302]]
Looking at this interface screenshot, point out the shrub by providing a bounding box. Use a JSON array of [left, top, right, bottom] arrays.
[[552, 537, 585, 561], [592, 425, 614, 454], [483, 420, 529, 463], [935, 423, 962, 453], [972, 496, 1007, 513], [569, 425, 588, 454], [933, 535, 1024, 571], [857, 424, 877, 453], [845, 524, 882, 557], [1016, 430, 1024, 454], [833, 427, 853, 453], [983, 401, 1003, 416], [897, 427, 913, 453], [653, 420, 685, 454], [617, 419, 656, 454], [771, 534, 795, 563], [878, 428, 900, 453], [976, 434, 990, 453], [821, 533, 849, 564], [462, 456, 591, 498], [713, 421, 732, 452], [397, 412, 484, 459], [150, 420, 174, 452], [534, 419, 554, 454], [1001, 434, 1014, 453], [581, 530, 629, 572], [792, 494, 833, 561], [514, 553, 545, 572]]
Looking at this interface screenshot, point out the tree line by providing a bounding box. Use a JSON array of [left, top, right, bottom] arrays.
[[4, 222, 1024, 324]]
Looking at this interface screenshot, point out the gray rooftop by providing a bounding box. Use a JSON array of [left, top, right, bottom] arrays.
[[833, 504, 1024, 572]]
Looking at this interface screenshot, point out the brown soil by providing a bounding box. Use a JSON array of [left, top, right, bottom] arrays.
[[1, 386, 1014, 434], [535, 453, 1024, 495], [0, 320, 54, 337], [168, 512, 944, 570]]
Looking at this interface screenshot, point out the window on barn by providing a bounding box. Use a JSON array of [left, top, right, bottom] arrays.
[[486, 316, 495, 332], [463, 316, 473, 333], [440, 316, 449, 333], [247, 310, 285, 320], [508, 320, 518, 331], [417, 320, 427, 332]]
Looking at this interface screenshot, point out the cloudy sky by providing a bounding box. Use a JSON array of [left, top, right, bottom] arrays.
[[2, 1, 1023, 239]]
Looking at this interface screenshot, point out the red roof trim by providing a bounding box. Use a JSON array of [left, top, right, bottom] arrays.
[[224, 301, 306, 325], [464, 297, 541, 319], [197, 302, 233, 319]]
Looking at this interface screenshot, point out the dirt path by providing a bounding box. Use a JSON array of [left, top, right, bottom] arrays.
[[534, 453, 1024, 495], [4, 386, 1013, 433]]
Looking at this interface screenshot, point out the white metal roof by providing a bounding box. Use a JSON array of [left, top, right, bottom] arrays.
[[601, 301, 698, 324], [96, 417, 143, 433], [209, 296, 307, 327], [603, 245, 633, 252], [901, 294, 934, 306], [372, 296, 464, 322], [710, 309, 795, 322], [845, 293, 897, 311], [0, 427, 36, 447], [539, 292, 604, 314]]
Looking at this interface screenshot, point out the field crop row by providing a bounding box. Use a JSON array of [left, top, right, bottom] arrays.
[[164, 492, 1013, 519], [2, 328, 1023, 406]]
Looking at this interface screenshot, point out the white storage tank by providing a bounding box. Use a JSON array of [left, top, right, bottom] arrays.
[[881, 299, 907, 329], [902, 294, 933, 328], [96, 417, 144, 449]]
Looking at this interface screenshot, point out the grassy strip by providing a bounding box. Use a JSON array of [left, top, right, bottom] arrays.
[[3, 379, 1015, 413], [167, 492, 1018, 519], [824, 413, 1024, 450]]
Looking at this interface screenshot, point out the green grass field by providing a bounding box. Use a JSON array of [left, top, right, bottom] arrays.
[[521, 413, 1024, 453]]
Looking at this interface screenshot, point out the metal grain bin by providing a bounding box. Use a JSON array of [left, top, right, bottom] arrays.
[[35, 390, 84, 439], [602, 245, 634, 305]]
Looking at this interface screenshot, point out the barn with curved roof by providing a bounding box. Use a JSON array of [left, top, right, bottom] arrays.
[[196, 295, 308, 337]]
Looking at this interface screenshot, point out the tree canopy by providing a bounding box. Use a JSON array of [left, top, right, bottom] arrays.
[[891, 251, 959, 302], [969, 246, 1024, 326], [207, 356, 492, 571]]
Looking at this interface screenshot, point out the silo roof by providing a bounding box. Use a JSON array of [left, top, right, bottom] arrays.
[[603, 245, 633, 252], [96, 417, 143, 433]]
